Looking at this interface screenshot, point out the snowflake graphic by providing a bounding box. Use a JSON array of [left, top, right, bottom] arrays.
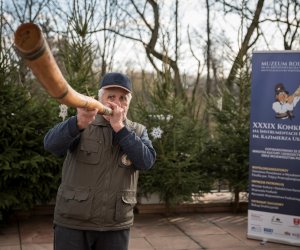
[[151, 127, 163, 139], [59, 104, 68, 121]]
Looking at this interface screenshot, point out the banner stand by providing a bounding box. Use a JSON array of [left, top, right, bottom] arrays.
[[247, 51, 300, 247]]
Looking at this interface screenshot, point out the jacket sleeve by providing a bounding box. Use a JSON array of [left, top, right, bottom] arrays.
[[114, 126, 156, 171], [44, 116, 81, 156]]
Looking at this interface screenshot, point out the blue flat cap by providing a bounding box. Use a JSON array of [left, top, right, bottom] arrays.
[[99, 72, 132, 93]]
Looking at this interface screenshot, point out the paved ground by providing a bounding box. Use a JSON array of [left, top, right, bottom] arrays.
[[0, 212, 299, 250]]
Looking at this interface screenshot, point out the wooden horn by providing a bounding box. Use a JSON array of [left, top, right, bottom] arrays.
[[14, 22, 112, 115]]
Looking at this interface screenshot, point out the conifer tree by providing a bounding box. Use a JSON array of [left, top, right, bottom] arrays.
[[132, 73, 213, 205], [0, 21, 62, 222], [206, 61, 250, 212]]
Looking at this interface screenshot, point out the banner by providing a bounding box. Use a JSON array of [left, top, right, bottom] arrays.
[[247, 51, 300, 246]]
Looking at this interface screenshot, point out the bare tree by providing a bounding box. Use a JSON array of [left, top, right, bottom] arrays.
[[206, 0, 212, 97], [96, 0, 119, 75], [266, 0, 300, 50], [187, 27, 205, 118], [218, 0, 265, 86], [3, 0, 55, 87], [186, 1, 226, 120], [48, 0, 120, 78], [5, 0, 51, 26], [105, 0, 184, 97]]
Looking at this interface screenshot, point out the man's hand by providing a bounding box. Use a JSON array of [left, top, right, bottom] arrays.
[[287, 95, 294, 104], [76, 108, 98, 130], [103, 101, 125, 132]]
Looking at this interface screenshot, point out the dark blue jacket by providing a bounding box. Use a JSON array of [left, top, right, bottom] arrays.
[[44, 115, 156, 170]]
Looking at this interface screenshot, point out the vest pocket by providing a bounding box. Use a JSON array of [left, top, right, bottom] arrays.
[[115, 190, 137, 222], [77, 139, 100, 164], [55, 186, 93, 220]]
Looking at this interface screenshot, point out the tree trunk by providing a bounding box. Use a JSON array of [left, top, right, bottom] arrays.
[[233, 189, 240, 213], [226, 0, 265, 86], [144, 0, 184, 97]]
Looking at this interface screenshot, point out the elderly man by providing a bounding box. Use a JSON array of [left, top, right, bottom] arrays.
[[44, 72, 156, 250]]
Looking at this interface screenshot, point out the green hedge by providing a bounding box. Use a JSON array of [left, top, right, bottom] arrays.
[[0, 79, 63, 223]]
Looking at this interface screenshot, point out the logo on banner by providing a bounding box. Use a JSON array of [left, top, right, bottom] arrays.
[[263, 228, 274, 234], [292, 233, 300, 238], [293, 218, 300, 226], [272, 83, 300, 120], [271, 216, 283, 225], [251, 213, 263, 222], [251, 225, 262, 233]]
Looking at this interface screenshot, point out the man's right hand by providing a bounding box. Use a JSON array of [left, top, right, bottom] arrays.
[[76, 107, 98, 130], [287, 95, 294, 104]]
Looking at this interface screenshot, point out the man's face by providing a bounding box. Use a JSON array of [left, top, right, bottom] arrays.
[[101, 87, 131, 117], [277, 91, 288, 102]]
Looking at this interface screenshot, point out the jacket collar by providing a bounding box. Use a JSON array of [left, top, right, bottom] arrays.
[[92, 115, 110, 126]]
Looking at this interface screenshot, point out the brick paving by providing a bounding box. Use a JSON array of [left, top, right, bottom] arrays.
[[0, 212, 299, 250]]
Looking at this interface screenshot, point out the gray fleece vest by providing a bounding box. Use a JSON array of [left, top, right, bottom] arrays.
[[54, 115, 144, 231]]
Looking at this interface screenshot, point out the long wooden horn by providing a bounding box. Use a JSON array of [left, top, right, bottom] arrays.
[[14, 22, 112, 115]]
